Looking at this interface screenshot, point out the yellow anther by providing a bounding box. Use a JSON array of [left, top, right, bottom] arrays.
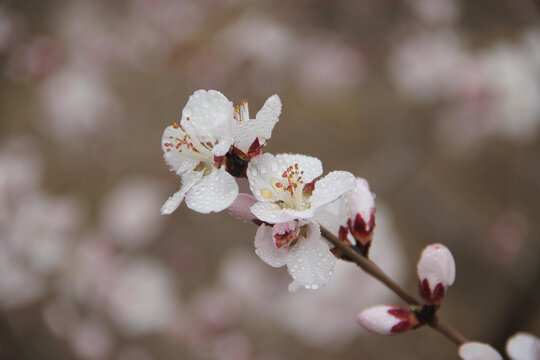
[[261, 189, 272, 199]]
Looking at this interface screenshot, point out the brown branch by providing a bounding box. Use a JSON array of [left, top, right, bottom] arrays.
[[320, 226, 420, 305], [320, 226, 468, 345], [432, 316, 468, 345]]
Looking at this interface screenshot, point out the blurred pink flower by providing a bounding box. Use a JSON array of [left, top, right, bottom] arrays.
[[101, 178, 165, 248]]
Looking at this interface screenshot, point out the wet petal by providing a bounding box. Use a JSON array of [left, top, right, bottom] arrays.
[[254, 224, 288, 267], [161, 171, 203, 214], [275, 154, 323, 183], [181, 89, 234, 156], [185, 168, 238, 213], [162, 125, 199, 175], [250, 201, 297, 224], [286, 222, 335, 289], [233, 95, 281, 153], [314, 193, 350, 235], [310, 171, 356, 209], [247, 153, 283, 202]]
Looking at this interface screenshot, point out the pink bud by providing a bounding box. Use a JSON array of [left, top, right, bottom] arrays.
[[357, 305, 418, 335], [506, 332, 540, 360], [459, 342, 503, 360], [417, 243, 456, 303], [347, 178, 376, 250]]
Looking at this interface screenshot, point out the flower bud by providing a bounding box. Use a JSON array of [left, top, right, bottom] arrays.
[[357, 305, 418, 335], [417, 243, 456, 304], [506, 332, 540, 360], [347, 178, 376, 254], [459, 342, 503, 360]]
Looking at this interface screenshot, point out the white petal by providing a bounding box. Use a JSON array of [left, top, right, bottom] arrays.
[[254, 224, 289, 267], [234, 95, 281, 154], [276, 153, 323, 183], [161, 171, 203, 214], [310, 171, 356, 210], [314, 193, 350, 235], [233, 95, 281, 153], [286, 222, 335, 289], [247, 153, 283, 202], [185, 168, 238, 213], [255, 94, 282, 137], [459, 342, 503, 360], [417, 243, 456, 291], [282, 207, 315, 220], [226, 193, 258, 223], [250, 202, 297, 224], [181, 89, 234, 156], [162, 126, 199, 175], [506, 332, 540, 360]]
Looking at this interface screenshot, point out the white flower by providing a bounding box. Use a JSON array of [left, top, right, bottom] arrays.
[[506, 332, 540, 360], [417, 243, 456, 303], [246, 153, 356, 223], [254, 221, 335, 289], [459, 342, 503, 360], [161, 89, 239, 214], [232, 95, 281, 155]]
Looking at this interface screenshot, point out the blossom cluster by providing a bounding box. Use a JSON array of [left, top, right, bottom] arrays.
[[161, 90, 540, 359], [161, 89, 376, 290]]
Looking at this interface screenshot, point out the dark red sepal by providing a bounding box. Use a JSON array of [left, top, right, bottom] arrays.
[[418, 279, 446, 304], [391, 321, 410, 333]]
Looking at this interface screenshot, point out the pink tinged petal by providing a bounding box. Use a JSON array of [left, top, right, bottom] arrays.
[[459, 342, 503, 360], [226, 193, 258, 223], [417, 243, 456, 303], [310, 171, 357, 209], [254, 224, 289, 267], [162, 126, 199, 175], [181, 89, 234, 156], [161, 171, 204, 215], [506, 332, 540, 360], [350, 177, 376, 227], [185, 168, 238, 214], [275, 153, 323, 183], [250, 202, 297, 224], [286, 222, 335, 289], [357, 305, 414, 336]]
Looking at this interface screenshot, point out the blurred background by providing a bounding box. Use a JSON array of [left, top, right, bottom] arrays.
[[0, 0, 539, 359]]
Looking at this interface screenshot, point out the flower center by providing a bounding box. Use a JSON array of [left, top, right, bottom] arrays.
[[163, 121, 218, 164], [270, 163, 311, 210], [273, 229, 299, 249]]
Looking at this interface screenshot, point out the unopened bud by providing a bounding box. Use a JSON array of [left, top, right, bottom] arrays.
[[347, 178, 376, 254], [459, 342, 503, 360], [357, 304, 418, 335], [417, 243, 455, 304]]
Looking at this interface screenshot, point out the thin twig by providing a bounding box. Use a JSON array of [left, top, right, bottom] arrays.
[[320, 226, 468, 345], [320, 226, 420, 305], [432, 316, 468, 345]]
